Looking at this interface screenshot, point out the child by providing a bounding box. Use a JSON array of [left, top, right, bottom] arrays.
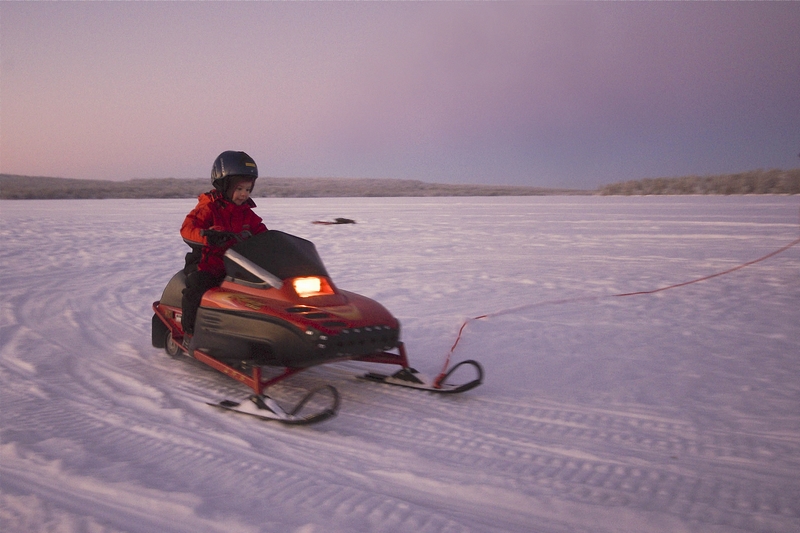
[[180, 150, 268, 336]]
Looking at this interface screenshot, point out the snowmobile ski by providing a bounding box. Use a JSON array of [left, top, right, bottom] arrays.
[[208, 385, 340, 425], [360, 359, 484, 393]]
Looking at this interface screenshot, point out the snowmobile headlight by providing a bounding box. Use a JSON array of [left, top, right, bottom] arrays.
[[292, 277, 333, 298]]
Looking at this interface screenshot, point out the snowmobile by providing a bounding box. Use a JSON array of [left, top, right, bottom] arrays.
[[152, 230, 483, 424]]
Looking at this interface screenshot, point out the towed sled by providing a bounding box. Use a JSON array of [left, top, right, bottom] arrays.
[[152, 230, 483, 424]]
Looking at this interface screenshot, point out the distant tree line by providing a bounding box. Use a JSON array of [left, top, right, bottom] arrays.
[[0, 175, 587, 200], [599, 168, 800, 195], [0, 177, 211, 200], [3, 169, 798, 199]]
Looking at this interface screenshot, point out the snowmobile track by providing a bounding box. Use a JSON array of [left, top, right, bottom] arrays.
[[336, 390, 800, 531]]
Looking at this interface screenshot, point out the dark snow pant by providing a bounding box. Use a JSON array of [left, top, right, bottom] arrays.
[[181, 270, 224, 335]]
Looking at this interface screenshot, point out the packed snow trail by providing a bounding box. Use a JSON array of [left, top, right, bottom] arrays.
[[2, 196, 799, 533]]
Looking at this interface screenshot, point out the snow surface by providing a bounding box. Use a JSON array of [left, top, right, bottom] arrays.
[[1, 196, 799, 533]]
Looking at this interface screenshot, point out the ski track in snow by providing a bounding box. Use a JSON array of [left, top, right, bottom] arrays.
[[1, 196, 799, 533]]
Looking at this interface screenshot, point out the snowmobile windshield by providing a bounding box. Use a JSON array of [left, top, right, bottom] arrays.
[[223, 231, 330, 288]]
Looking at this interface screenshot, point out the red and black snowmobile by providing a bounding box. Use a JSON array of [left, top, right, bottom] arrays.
[[152, 230, 483, 424]]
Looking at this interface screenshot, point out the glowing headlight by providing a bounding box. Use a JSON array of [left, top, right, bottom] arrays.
[[292, 277, 332, 297]]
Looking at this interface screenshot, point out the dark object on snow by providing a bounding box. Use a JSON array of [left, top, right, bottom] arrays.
[[312, 218, 356, 225]]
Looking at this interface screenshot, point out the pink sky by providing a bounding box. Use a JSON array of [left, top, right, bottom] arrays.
[[1, 2, 798, 189]]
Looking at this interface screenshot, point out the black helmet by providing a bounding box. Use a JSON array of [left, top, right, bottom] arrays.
[[211, 151, 258, 191]]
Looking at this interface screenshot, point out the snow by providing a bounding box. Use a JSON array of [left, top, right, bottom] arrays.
[[1, 195, 799, 533]]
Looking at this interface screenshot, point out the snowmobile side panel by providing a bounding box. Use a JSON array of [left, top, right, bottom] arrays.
[[192, 305, 401, 368], [192, 307, 312, 367], [160, 271, 187, 308]]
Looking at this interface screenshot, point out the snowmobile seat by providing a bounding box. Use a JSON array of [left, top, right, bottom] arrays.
[[159, 271, 186, 308]]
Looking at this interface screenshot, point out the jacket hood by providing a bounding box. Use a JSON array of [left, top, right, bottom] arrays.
[[198, 190, 257, 208]]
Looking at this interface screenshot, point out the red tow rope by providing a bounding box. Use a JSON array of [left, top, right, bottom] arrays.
[[435, 233, 800, 384], [613, 236, 800, 297]]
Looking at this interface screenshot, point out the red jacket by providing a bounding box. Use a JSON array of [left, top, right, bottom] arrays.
[[181, 190, 267, 276]]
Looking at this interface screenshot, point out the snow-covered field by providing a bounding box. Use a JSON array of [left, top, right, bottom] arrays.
[[1, 196, 799, 533]]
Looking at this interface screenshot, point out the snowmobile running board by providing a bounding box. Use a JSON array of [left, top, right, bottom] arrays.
[[188, 342, 413, 396]]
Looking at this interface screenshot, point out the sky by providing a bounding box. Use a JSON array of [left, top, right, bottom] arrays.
[[1, 2, 799, 190]]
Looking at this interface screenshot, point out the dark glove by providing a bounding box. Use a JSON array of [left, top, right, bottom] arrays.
[[202, 229, 232, 247]]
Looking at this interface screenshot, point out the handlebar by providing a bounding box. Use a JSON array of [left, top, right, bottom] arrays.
[[201, 229, 251, 245]]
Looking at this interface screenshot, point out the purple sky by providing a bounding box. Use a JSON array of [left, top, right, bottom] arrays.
[[2, 2, 799, 189]]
